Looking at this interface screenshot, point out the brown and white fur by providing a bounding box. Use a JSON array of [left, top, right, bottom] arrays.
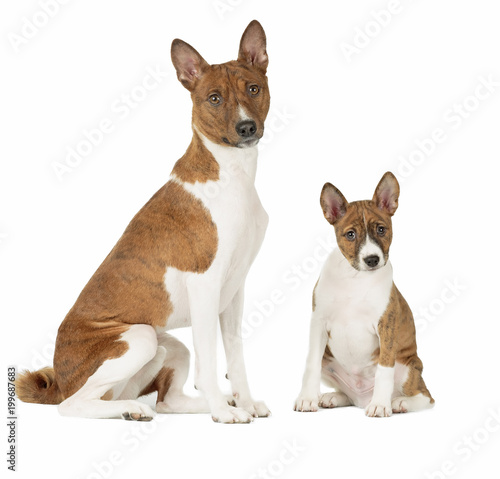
[[16, 21, 271, 424], [294, 172, 434, 417]]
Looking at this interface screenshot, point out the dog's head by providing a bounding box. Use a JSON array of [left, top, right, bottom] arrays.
[[171, 20, 270, 149], [320, 172, 400, 272]]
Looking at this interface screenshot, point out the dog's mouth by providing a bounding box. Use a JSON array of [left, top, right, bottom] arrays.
[[364, 264, 383, 272], [221, 137, 260, 148], [237, 138, 259, 148]]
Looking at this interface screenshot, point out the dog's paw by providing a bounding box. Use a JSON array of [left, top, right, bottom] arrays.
[[211, 405, 254, 424], [319, 392, 350, 408], [238, 400, 271, 418], [294, 397, 319, 412], [121, 402, 156, 421], [365, 401, 392, 418], [391, 396, 409, 414]]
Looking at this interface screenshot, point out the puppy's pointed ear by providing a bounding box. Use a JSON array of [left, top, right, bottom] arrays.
[[373, 172, 400, 216], [171, 39, 209, 91], [238, 20, 268, 72], [321, 183, 348, 225]]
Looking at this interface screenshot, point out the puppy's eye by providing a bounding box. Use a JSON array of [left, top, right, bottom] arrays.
[[377, 225, 386, 236], [248, 85, 260, 96], [208, 94, 222, 105], [345, 230, 356, 241]]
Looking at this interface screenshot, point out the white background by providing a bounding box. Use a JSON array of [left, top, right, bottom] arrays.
[[1, 1, 500, 478]]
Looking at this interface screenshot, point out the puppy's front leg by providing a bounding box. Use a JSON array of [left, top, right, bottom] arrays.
[[220, 286, 271, 418], [365, 365, 395, 417], [365, 307, 399, 418], [294, 317, 328, 412], [187, 276, 253, 424]]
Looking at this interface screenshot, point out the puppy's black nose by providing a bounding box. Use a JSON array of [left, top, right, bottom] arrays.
[[236, 120, 257, 138], [364, 255, 380, 268]]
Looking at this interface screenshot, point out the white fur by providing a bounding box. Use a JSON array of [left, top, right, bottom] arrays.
[[358, 236, 385, 270], [238, 105, 251, 121], [391, 393, 431, 413], [365, 365, 394, 417]]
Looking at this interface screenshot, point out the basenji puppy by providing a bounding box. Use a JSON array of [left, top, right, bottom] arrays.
[[294, 172, 434, 417], [16, 20, 271, 424]]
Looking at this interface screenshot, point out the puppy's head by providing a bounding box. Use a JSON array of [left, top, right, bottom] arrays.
[[171, 20, 270, 148], [320, 172, 400, 272]]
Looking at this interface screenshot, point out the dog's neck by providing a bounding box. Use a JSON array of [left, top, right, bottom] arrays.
[[195, 127, 259, 183]]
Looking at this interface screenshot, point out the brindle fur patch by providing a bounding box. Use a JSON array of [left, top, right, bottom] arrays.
[[374, 284, 434, 402]]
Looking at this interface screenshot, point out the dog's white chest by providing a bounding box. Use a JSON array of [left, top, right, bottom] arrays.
[[164, 142, 268, 329], [205, 156, 268, 294], [315, 249, 393, 374]]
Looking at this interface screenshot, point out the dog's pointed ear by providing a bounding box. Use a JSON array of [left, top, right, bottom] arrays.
[[373, 172, 400, 216], [171, 39, 210, 91], [321, 183, 348, 225], [238, 20, 268, 72]]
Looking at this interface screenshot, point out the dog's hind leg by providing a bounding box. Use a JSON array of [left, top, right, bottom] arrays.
[[58, 324, 159, 420], [115, 345, 167, 400], [152, 333, 210, 414]]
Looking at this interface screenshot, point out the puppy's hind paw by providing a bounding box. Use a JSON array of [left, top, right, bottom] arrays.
[[319, 392, 352, 408], [391, 397, 408, 414]]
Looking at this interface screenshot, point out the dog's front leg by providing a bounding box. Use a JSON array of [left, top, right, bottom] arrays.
[[220, 287, 271, 418], [294, 317, 328, 412], [187, 276, 254, 424]]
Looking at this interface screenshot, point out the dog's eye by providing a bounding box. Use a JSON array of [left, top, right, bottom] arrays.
[[377, 225, 386, 236], [345, 230, 356, 241], [208, 94, 222, 105], [248, 85, 260, 96]]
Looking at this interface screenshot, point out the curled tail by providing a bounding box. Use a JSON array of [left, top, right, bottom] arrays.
[[16, 367, 64, 405]]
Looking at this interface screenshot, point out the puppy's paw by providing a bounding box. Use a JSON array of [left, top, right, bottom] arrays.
[[391, 396, 409, 414], [365, 401, 392, 418], [294, 397, 319, 412]]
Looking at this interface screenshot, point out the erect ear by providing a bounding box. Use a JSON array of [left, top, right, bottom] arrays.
[[171, 39, 210, 91], [238, 20, 268, 72], [320, 183, 348, 225], [373, 172, 400, 216]]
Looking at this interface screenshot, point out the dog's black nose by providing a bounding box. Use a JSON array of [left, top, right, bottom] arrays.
[[364, 255, 380, 268], [236, 120, 257, 138]]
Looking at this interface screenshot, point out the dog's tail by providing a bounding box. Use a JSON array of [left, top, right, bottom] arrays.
[[16, 367, 64, 405]]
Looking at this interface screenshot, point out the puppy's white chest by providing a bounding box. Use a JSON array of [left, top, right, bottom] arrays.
[[315, 249, 393, 371]]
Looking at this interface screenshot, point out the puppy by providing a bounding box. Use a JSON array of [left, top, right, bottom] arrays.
[[294, 172, 434, 417]]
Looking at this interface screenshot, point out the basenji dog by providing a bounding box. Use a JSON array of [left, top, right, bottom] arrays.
[[294, 172, 434, 417], [16, 20, 271, 424]]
